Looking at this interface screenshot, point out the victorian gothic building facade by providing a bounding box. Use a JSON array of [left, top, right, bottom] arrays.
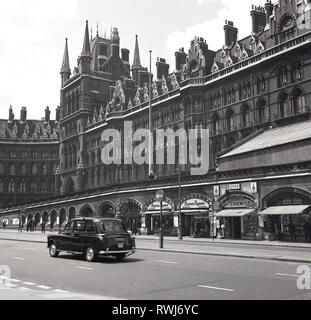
[[2, 0, 311, 241]]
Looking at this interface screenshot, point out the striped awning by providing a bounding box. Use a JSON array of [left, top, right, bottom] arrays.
[[215, 209, 256, 218], [258, 205, 311, 216]]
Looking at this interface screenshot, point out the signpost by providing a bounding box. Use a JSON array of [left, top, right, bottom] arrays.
[[155, 190, 165, 249]]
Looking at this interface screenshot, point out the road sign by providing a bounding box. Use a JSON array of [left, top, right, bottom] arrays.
[[155, 190, 165, 202]]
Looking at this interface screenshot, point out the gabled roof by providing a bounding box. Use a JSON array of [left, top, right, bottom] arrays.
[[221, 120, 311, 158]]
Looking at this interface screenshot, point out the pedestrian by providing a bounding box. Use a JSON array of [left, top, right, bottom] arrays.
[[41, 222, 46, 234], [288, 220, 296, 242], [131, 220, 137, 236], [2, 221, 6, 228], [50, 222, 54, 232], [303, 221, 310, 243]]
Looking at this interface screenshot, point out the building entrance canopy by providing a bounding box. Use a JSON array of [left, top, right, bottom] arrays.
[[215, 209, 256, 218], [258, 205, 311, 216]]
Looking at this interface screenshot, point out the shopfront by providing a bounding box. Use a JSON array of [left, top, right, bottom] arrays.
[[178, 196, 211, 237], [260, 188, 311, 242], [214, 188, 259, 240], [143, 200, 175, 236]]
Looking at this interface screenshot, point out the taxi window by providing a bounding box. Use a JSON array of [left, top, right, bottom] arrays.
[[84, 221, 96, 234], [101, 221, 126, 233], [65, 220, 75, 232], [74, 221, 86, 233]]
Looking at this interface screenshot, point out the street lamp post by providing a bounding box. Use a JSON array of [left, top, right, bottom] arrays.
[[155, 190, 165, 249], [178, 166, 183, 240], [148, 50, 153, 177]]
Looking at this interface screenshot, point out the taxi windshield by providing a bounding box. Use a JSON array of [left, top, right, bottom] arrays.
[[101, 221, 126, 233]]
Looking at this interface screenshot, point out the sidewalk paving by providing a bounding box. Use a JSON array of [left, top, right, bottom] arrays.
[[1, 229, 311, 264]]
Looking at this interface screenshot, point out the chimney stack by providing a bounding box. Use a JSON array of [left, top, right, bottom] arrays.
[[251, 5, 266, 34], [156, 58, 169, 80], [45, 106, 51, 123], [121, 48, 129, 62], [265, 1, 273, 25], [224, 20, 238, 47], [20, 107, 27, 124], [175, 48, 187, 71]]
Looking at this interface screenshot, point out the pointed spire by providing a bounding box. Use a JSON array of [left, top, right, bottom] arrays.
[[133, 35, 142, 69], [61, 38, 71, 74], [96, 21, 99, 37], [81, 20, 91, 55]]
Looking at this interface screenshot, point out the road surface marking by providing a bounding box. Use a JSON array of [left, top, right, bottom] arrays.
[[18, 287, 32, 291], [10, 279, 21, 283], [12, 257, 25, 261], [77, 266, 94, 271], [54, 289, 69, 293], [23, 282, 36, 286], [276, 273, 311, 278], [198, 285, 235, 292], [37, 285, 51, 290], [40, 293, 81, 299], [153, 260, 178, 265]]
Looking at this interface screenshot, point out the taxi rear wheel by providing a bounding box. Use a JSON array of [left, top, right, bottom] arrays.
[[49, 243, 59, 258], [84, 247, 96, 262]]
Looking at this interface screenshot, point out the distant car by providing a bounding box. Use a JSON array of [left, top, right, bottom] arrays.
[[47, 218, 136, 262]]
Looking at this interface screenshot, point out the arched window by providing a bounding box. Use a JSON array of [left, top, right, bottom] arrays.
[[241, 105, 250, 128], [279, 93, 289, 118], [292, 88, 305, 114], [257, 100, 266, 124], [20, 180, 26, 193], [41, 180, 48, 193], [30, 181, 37, 193], [291, 62, 303, 83], [278, 67, 288, 87], [0, 163, 4, 175], [10, 164, 16, 176], [211, 113, 220, 135], [32, 164, 38, 176], [42, 164, 48, 176], [226, 109, 234, 132], [21, 164, 27, 176], [8, 180, 15, 193]]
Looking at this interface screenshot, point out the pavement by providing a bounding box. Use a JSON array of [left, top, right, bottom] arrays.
[[1, 229, 311, 263]]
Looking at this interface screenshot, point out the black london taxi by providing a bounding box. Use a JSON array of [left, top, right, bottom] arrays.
[[47, 218, 136, 262]]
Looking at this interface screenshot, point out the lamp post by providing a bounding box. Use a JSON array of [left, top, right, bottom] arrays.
[[148, 50, 153, 178], [155, 190, 165, 249], [178, 166, 183, 240]]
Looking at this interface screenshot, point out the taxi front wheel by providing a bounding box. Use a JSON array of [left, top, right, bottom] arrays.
[[85, 247, 96, 262]]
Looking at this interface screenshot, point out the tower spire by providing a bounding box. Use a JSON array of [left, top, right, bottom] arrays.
[[61, 38, 70, 73], [81, 20, 91, 55], [60, 38, 71, 86], [132, 35, 142, 69]]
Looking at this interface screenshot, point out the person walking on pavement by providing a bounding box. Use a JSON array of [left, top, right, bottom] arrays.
[[303, 221, 311, 243], [41, 222, 46, 234], [288, 220, 296, 242], [131, 220, 137, 236]]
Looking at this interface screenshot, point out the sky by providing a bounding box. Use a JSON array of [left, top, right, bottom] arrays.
[[0, 0, 268, 120]]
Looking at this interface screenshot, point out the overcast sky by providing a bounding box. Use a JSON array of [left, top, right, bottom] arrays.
[[0, 0, 268, 120]]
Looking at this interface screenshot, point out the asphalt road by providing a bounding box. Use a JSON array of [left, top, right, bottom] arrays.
[[0, 240, 311, 300]]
